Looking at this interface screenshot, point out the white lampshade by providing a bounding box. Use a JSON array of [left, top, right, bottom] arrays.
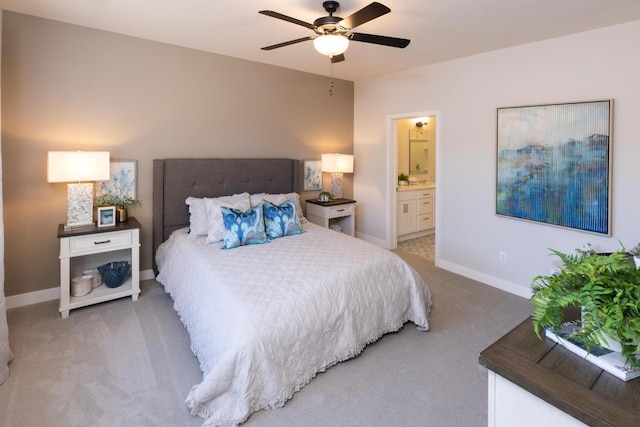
[[47, 150, 111, 229], [48, 151, 110, 183], [321, 153, 353, 199], [322, 153, 354, 173], [313, 34, 349, 57]]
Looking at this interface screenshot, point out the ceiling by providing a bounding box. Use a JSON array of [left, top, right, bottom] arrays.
[[1, 0, 640, 81]]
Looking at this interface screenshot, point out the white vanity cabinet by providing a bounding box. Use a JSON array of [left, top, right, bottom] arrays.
[[416, 189, 434, 231], [397, 191, 418, 236], [397, 187, 435, 240]]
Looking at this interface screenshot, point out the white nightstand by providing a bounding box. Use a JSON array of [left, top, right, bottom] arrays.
[[306, 198, 356, 237], [57, 217, 141, 318]]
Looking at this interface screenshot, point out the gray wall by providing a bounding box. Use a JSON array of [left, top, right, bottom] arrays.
[[354, 19, 640, 297], [1, 12, 354, 297]]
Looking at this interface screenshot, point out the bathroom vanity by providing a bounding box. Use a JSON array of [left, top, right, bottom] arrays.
[[397, 184, 435, 240]]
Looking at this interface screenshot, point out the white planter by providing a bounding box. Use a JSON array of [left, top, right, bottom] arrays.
[[581, 307, 623, 352], [596, 331, 623, 353]]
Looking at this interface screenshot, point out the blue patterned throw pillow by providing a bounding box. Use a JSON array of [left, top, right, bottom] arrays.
[[262, 198, 305, 240], [221, 203, 268, 249]]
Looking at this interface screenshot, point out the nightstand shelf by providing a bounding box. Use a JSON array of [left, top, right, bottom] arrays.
[[66, 277, 135, 309], [306, 198, 356, 237], [57, 217, 141, 318]]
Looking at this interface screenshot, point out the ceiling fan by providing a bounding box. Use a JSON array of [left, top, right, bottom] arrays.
[[259, 1, 410, 63]]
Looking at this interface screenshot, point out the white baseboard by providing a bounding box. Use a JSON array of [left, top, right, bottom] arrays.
[[355, 231, 389, 248], [140, 269, 156, 281], [6, 269, 156, 310], [436, 259, 532, 299], [6, 287, 60, 310]]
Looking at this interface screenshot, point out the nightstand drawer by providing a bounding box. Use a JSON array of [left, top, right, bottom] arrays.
[[68, 230, 132, 255], [306, 201, 355, 219], [326, 203, 355, 218]]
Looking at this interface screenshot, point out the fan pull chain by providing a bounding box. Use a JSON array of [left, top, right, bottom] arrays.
[[329, 62, 334, 96]]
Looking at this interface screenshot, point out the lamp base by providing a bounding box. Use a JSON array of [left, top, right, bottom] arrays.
[[66, 183, 95, 229], [63, 223, 96, 231], [330, 173, 344, 199]]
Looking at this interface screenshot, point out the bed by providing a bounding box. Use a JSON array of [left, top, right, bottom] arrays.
[[153, 158, 432, 426]]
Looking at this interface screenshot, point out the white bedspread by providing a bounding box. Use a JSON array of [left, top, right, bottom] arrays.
[[156, 224, 431, 426]]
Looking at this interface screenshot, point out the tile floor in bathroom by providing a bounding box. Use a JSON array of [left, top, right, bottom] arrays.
[[396, 234, 435, 263]]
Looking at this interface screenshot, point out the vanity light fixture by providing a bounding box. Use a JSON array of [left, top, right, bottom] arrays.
[[321, 153, 353, 199], [48, 150, 110, 229]]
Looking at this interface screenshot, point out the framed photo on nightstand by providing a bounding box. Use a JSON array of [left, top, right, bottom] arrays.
[[97, 206, 116, 227]]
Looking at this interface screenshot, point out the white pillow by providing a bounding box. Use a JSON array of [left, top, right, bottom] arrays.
[[205, 193, 251, 243], [250, 192, 307, 223], [185, 197, 208, 237]]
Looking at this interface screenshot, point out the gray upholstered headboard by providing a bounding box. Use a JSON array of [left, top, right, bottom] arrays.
[[153, 158, 301, 271]]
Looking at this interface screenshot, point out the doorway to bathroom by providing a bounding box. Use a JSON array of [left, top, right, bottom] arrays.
[[386, 110, 439, 263]]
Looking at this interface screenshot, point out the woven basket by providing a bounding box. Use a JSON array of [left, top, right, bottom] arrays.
[[98, 261, 131, 288], [71, 275, 93, 297]]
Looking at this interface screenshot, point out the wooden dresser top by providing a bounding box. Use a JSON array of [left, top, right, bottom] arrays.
[[479, 318, 640, 427]]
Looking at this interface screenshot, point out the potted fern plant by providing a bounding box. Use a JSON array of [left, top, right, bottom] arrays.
[[531, 245, 640, 369], [630, 243, 640, 268]]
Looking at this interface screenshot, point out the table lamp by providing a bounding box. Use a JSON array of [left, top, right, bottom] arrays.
[[47, 150, 110, 229], [321, 153, 354, 199]]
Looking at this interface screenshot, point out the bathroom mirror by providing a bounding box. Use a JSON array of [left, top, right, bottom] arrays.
[[409, 130, 428, 175]]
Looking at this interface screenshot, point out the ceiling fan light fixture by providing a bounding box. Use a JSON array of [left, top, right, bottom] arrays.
[[313, 34, 349, 56]]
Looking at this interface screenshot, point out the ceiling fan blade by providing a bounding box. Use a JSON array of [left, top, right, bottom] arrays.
[[261, 36, 314, 51], [259, 10, 316, 30], [349, 32, 410, 48], [339, 2, 390, 30], [330, 54, 345, 63]]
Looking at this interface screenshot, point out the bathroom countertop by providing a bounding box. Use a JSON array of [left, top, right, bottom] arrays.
[[397, 183, 435, 191]]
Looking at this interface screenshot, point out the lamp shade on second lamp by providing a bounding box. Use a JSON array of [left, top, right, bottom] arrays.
[[321, 153, 353, 199]]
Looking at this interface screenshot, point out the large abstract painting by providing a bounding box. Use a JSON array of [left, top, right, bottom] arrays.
[[496, 100, 612, 235]]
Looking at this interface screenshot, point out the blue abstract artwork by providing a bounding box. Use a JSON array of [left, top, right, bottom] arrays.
[[496, 100, 612, 235]]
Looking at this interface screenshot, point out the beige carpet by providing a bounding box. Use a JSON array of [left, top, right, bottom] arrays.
[[0, 251, 531, 427]]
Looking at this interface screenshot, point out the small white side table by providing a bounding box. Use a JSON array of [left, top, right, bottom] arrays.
[[57, 217, 141, 318], [306, 198, 356, 237]]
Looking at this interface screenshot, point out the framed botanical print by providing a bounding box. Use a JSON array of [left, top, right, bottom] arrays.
[[303, 160, 322, 191], [96, 160, 137, 201]]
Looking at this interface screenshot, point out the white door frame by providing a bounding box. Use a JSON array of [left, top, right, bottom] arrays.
[[386, 110, 441, 251]]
